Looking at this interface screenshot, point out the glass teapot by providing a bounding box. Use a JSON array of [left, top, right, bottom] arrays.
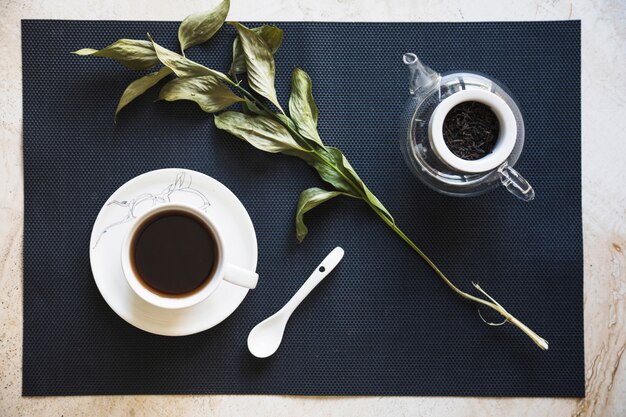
[[399, 53, 535, 201]]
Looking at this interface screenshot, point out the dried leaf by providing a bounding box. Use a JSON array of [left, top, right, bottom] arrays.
[[73, 39, 158, 70], [230, 25, 283, 76], [178, 0, 230, 53], [362, 185, 394, 224], [158, 75, 242, 113], [115, 67, 173, 118], [309, 147, 361, 195], [228, 22, 283, 112], [214, 111, 310, 155], [340, 155, 394, 224], [310, 147, 394, 223], [289, 68, 322, 145], [276, 114, 299, 132], [296, 188, 352, 242], [149, 35, 228, 80]]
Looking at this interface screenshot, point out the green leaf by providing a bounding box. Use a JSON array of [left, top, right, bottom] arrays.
[[309, 147, 361, 195], [148, 35, 229, 80], [178, 0, 230, 53], [310, 147, 394, 223], [115, 66, 173, 119], [73, 39, 159, 70], [228, 22, 284, 113], [289, 68, 323, 145], [158, 75, 243, 113], [276, 114, 299, 132], [295, 188, 353, 242], [230, 25, 283, 76], [362, 184, 394, 223], [214, 111, 310, 155], [339, 153, 395, 223], [275, 113, 314, 150], [333, 151, 394, 223]]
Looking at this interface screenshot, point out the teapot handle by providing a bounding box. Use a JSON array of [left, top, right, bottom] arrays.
[[498, 163, 535, 201]]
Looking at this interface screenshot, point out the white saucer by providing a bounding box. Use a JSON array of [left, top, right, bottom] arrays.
[[89, 168, 258, 336]]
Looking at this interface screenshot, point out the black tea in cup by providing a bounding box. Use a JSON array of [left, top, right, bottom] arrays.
[[130, 210, 218, 296]]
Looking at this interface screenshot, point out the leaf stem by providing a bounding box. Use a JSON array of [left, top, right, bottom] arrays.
[[366, 200, 549, 350]]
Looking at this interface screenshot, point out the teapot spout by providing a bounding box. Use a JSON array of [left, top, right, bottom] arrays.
[[403, 53, 441, 96]]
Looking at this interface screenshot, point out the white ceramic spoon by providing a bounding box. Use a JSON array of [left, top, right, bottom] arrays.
[[247, 247, 345, 358]]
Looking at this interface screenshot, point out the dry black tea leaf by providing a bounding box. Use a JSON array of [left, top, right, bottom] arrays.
[[442, 101, 500, 160]]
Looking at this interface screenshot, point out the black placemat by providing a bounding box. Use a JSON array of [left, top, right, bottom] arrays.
[[22, 20, 582, 397]]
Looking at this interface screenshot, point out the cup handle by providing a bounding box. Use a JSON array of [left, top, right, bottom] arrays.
[[223, 263, 258, 289], [498, 163, 535, 202]]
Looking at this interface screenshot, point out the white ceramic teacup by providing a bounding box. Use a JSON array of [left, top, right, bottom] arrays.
[[121, 202, 258, 310], [428, 89, 517, 174]]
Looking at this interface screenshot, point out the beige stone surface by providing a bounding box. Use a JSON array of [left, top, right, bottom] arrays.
[[1, 0, 625, 416]]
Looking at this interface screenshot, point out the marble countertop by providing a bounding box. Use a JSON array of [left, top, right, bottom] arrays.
[[1, 0, 625, 416]]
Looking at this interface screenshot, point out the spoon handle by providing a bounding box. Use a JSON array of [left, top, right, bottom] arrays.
[[281, 247, 344, 315]]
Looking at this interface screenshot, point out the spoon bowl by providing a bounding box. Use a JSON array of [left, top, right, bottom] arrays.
[[247, 314, 288, 358]]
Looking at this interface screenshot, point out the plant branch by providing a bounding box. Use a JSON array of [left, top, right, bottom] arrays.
[[367, 200, 549, 350], [221, 67, 549, 350], [222, 22, 546, 348]]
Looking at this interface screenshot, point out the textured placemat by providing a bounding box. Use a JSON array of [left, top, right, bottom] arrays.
[[22, 20, 582, 396]]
